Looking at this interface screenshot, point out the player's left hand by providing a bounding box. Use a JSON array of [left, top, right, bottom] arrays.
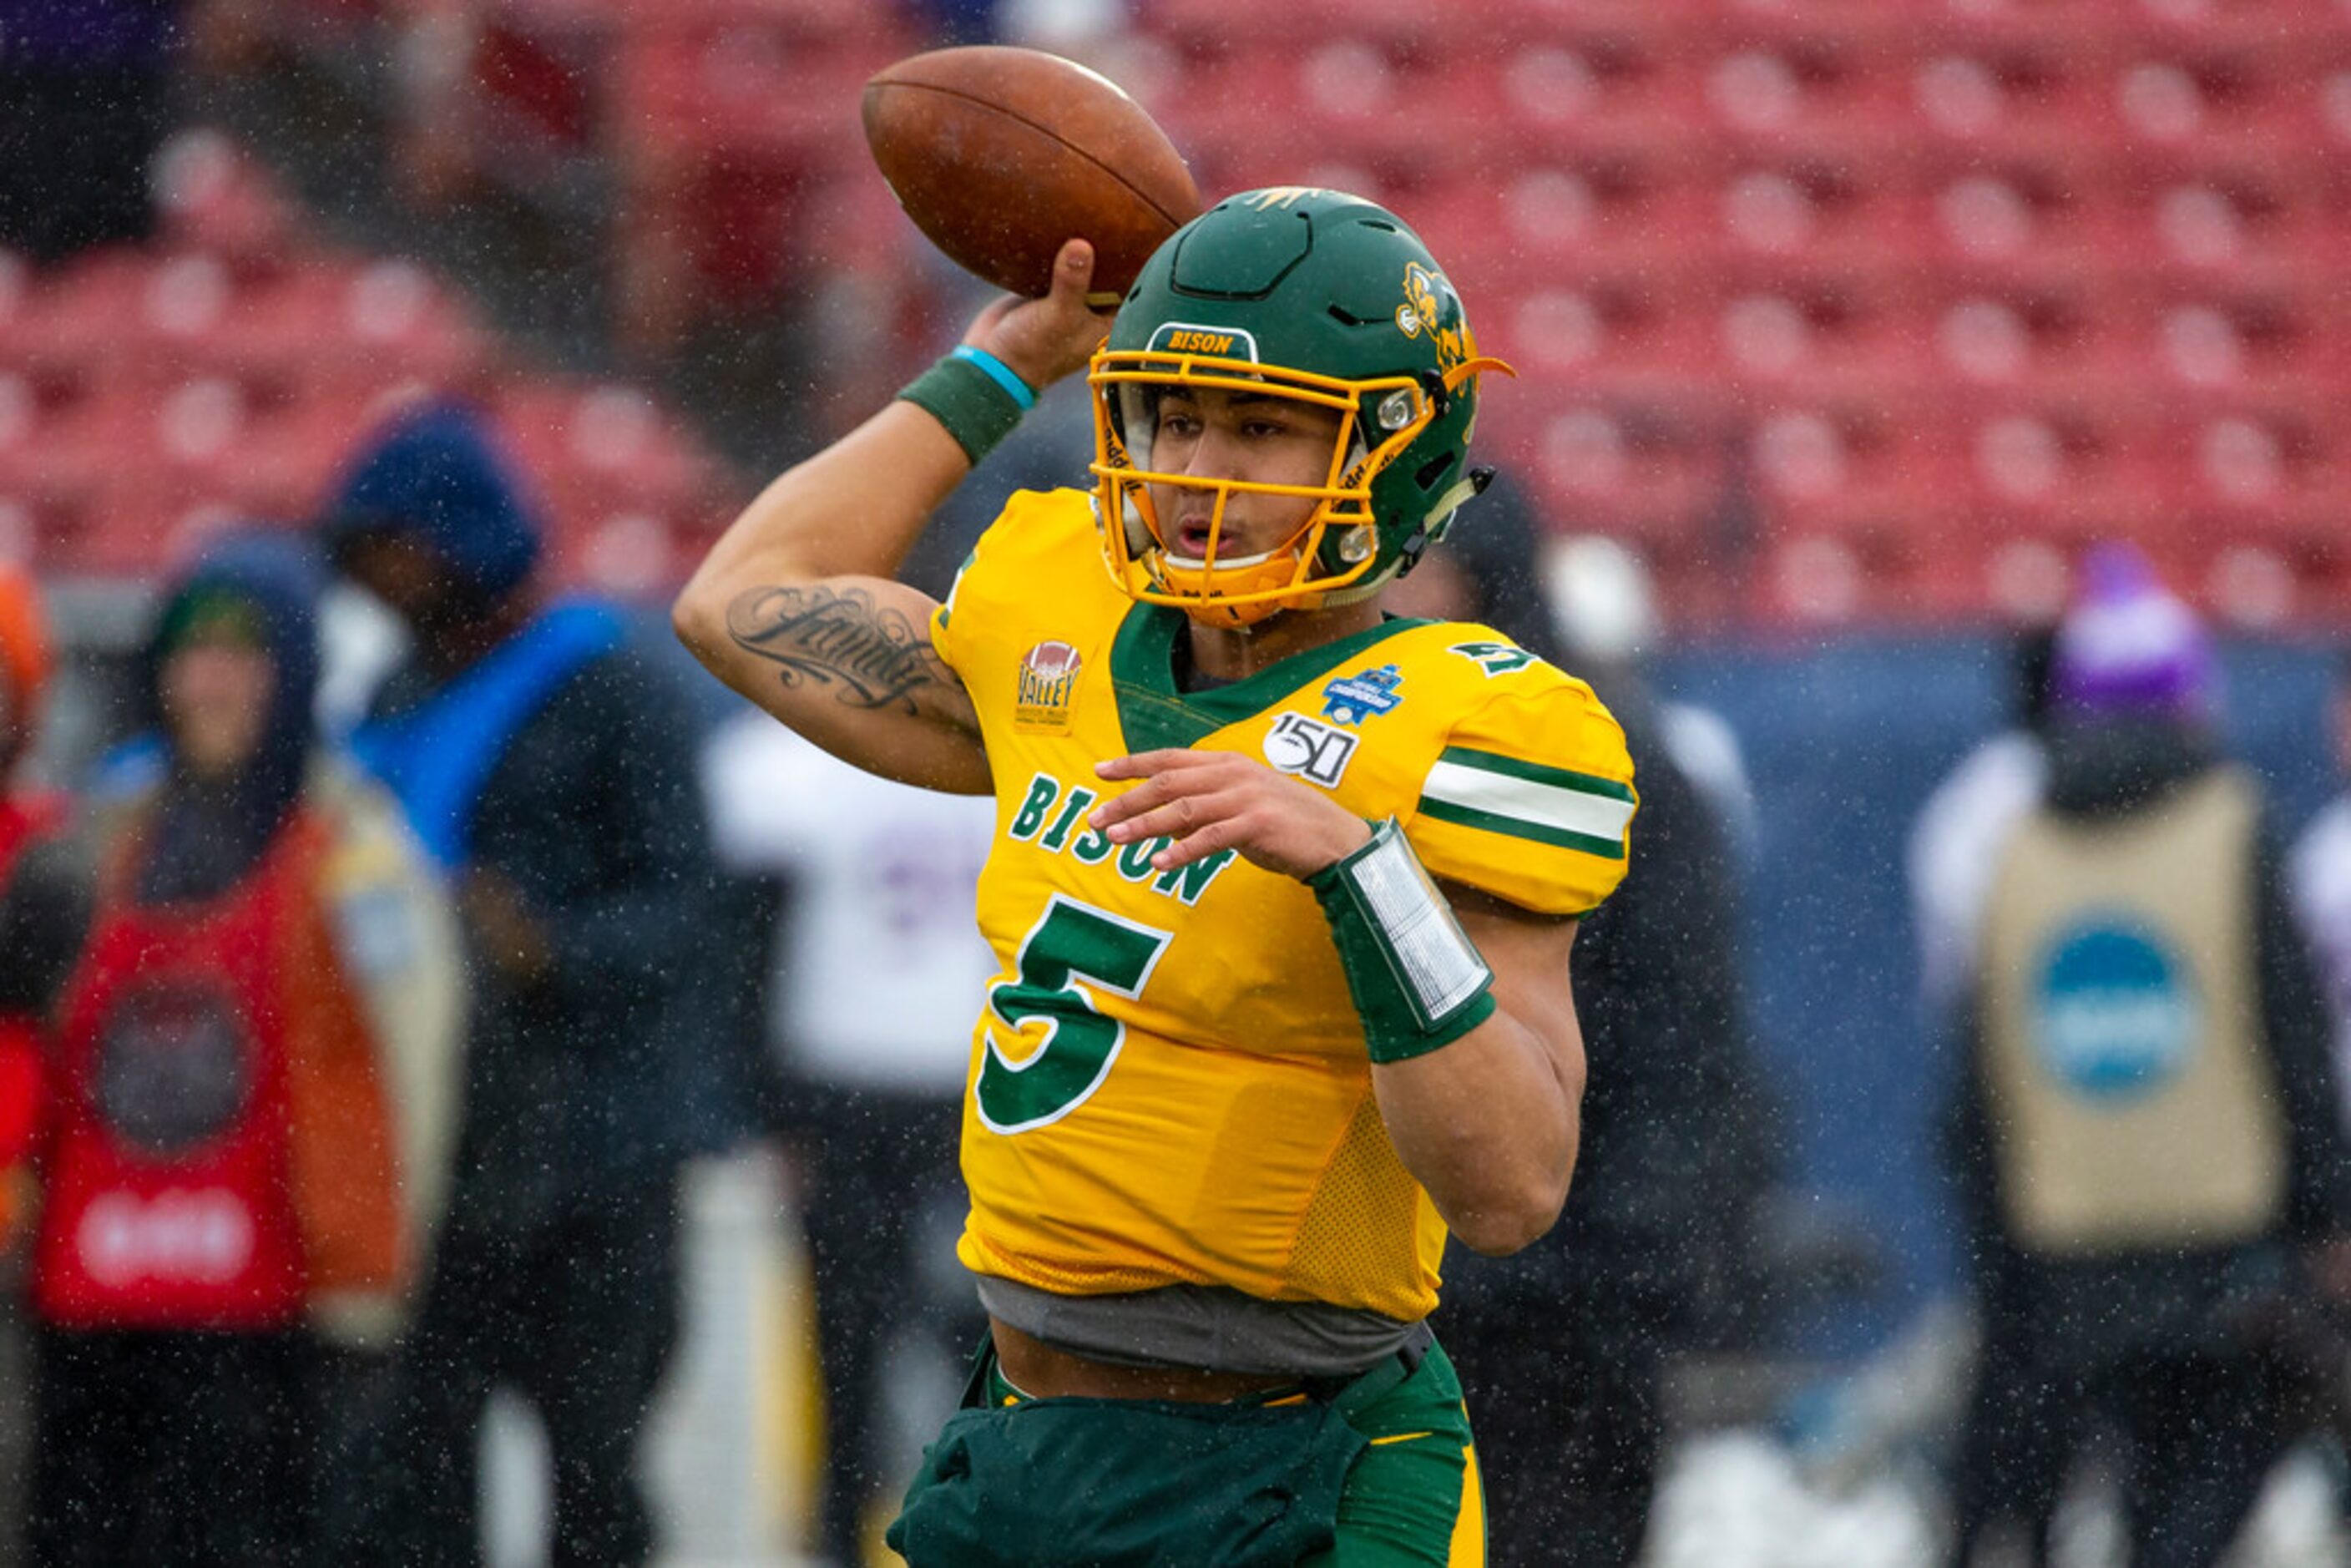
[[1092, 749, 1372, 881]]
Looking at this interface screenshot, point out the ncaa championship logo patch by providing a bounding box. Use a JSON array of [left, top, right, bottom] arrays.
[[2032, 919, 2202, 1102], [1014, 640, 1084, 734], [1321, 664, 1404, 726]]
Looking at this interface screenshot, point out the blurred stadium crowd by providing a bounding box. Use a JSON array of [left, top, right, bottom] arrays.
[[1150, 0, 2351, 630], [3, 0, 2351, 1565], [3, 0, 2347, 621]]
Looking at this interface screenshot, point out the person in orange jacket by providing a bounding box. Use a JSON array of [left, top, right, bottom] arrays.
[[1, 535, 463, 1566]]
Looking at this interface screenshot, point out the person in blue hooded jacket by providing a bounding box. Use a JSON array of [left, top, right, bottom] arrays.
[[319, 398, 724, 1567], [1, 534, 462, 1566]]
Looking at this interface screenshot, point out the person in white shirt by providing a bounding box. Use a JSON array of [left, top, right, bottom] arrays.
[[1540, 532, 1760, 874], [700, 711, 998, 1568], [1906, 625, 2057, 1016], [2289, 654, 2351, 1131]]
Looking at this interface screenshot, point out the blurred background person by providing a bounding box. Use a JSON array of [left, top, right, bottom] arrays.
[[1386, 471, 1780, 1568], [321, 399, 722, 1567], [0, 562, 65, 1246], [0, 563, 66, 1568], [700, 709, 995, 1568], [1909, 620, 2061, 1023], [2291, 650, 2351, 1132], [0, 534, 459, 1567], [1896, 613, 2062, 1554], [0, 0, 185, 266], [1940, 544, 2351, 1568], [1539, 532, 1759, 878], [2285, 648, 2351, 1500]]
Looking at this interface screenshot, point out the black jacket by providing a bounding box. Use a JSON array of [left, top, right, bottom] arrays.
[[369, 632, 725, 1230], [1446, 680, 1778, 1348]]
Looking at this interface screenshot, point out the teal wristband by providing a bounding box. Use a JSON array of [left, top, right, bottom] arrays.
[[950, 345, 1038, 410], [1307, 818, 1496, 1064], [896, 351, 1029, 464]]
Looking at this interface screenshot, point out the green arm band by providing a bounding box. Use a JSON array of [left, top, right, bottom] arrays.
[[896, 349, 1032, 465], [1307, 818, 1497, 1064]]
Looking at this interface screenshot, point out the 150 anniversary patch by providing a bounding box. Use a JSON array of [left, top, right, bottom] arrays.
[[1264, 711, 1358, 788]]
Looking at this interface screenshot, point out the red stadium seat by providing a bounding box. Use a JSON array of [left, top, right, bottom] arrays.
[[1479, 45, 1716, 164], [1, 252, 156, 380], [1711, 0, 1925, 56], [2101, 43, 2333, 168], [0, 115, 750, 583], [2191, 535, 2342, 629], [330, 259, 496, 386], [1147, 0, 1484, 54], [614, 0, 877, 35], [1479, 378, 1737, 545], [1486, 0, 1706, 57], [1714, 275, 1950, 400], [604, 19, 911, 344], [1156, 50, 1464, 196], [2154, 400, 2341, 521], [2106, 0, 2346, 57], [2127, 286, 2342, 403], [1901, 161, 2147, 298], [610, 29, 866, 170], [1752, 529, 1924, 629], [1451, 171, 1721, 303], [0, 371, 114, 543], [1700, 41, 1926, 168], [152, 129, 308, 266], [1909, 275, 2170, 402], [1904, 40, 2128, 168], [0, 374, 181, 574], [489, 379, 735, 568], [1710, 164, 1948, 281], [2104, 170, 2336, 296], [1484, 266, 1725, 396]]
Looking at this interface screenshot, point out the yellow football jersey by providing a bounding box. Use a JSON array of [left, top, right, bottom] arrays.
[[930, 488, 1636, 1322]]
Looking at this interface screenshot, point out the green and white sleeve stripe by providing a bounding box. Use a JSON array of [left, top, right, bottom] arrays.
[[1416, 746, 1636, 857]]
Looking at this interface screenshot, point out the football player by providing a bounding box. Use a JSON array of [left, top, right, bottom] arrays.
[[674, 189, 1636, 1565]]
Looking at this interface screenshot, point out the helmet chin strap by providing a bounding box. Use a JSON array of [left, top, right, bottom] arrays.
[[1380, 465, 1495, 584], [1320, 563, 1401, 608]]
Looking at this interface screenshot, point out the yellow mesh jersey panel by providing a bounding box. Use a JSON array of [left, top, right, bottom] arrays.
[[1283, 1090, 1453, 1303], [931, 489, 1634, 1319]]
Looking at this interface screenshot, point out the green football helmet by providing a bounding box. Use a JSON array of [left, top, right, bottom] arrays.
[[1089, 188, 1511, 628]]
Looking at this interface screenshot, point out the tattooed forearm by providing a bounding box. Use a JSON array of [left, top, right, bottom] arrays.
[[725, 584, 968, 717]]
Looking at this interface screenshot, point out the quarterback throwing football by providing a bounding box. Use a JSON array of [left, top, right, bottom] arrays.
[[675, 189, 1637, 1565]]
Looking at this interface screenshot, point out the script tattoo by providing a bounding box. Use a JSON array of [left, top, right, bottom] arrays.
[[725, 584, 959, 716]]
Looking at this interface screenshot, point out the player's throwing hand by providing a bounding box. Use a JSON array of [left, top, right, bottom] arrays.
[[1092, 749, 1373, 879], [963, 239, 1115, 393]]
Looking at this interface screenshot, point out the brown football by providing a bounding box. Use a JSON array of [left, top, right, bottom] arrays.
[[862, 45, 1201, 307]]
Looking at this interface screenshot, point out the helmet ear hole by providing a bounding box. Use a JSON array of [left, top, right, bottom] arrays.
[[1415, 452, 1458, 493]]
